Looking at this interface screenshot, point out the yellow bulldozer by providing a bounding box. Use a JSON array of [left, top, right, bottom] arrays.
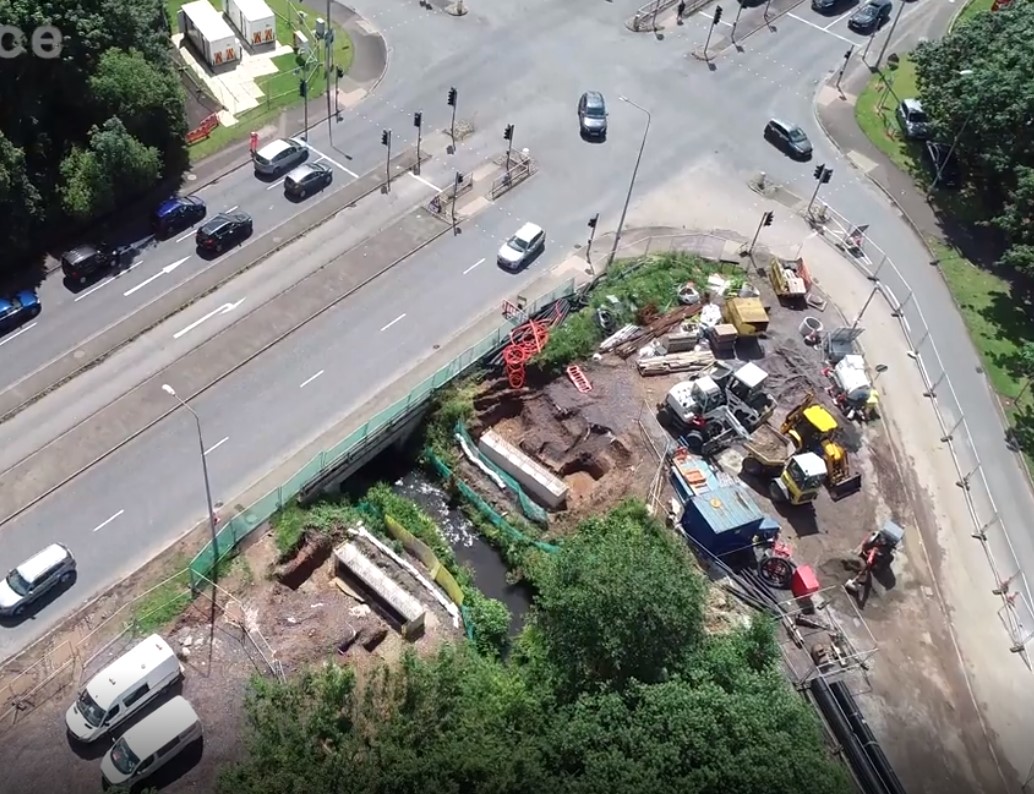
[[740, 423, 828, 507], [780, 393, 862, 500]]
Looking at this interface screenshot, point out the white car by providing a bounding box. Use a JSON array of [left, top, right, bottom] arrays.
[[253, 137, 308, 177], [0, 543, 76, 618], [497, 222, 546, 271]]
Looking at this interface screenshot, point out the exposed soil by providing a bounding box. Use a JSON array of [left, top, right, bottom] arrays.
[[0, 524, 459, 794]]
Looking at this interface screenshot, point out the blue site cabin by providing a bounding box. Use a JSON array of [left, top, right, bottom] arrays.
[[680, 485, 780, 559]]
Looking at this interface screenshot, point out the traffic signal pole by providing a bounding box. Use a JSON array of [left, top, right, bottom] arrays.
[[807, 164, 833, 215], [382, 129, 391, 192], [749, 211, 773, 254], [447, 87, 458, 152], [414, 112, 423, 174], [703, 6, 722, 60]]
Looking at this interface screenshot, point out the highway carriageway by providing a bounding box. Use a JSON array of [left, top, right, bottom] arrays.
[[0, 146, 427, 425]]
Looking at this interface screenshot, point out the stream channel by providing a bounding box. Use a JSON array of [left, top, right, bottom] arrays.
[[342, 452, 534, 638]]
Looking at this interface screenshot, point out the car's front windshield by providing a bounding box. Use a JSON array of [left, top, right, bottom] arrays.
[[586, 105, 605, 119], [77, 690, 106, 728], [789, 128, 807, 143], [509, 237, 528, 252], [109, 738, 140, 775], [5, 569, 29, 597]]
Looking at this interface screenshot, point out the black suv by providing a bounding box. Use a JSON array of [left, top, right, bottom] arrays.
[[195, 211, 253, 254], [848, 0, 892, 33], [60, 244, 116, 284]]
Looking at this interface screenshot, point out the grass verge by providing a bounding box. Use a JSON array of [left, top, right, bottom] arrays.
[[535, 252, 740, 374], [130, 565, 192, 636], [952, 0, 995, 29], [171, 0, 355, 163]]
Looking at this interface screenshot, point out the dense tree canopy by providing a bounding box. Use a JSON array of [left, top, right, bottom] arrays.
[[0, 0, 187, 280], [913, 4, 1034, 272], [219, 501, 851, 794]]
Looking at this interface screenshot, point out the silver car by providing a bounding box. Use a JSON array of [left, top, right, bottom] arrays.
[[0, 543, 76, 619], [253, 137, 308, 177]]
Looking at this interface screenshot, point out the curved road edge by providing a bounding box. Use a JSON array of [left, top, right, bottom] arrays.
[[180, 3, 390, 197], [808, 5, 1034, 488]]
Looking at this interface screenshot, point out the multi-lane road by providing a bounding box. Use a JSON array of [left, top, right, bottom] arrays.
[[2, 0, 1031, 671]]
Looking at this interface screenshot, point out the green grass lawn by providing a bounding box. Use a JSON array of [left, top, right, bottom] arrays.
[[853, 0, 1034, 461], [167, 0, 354, 162]]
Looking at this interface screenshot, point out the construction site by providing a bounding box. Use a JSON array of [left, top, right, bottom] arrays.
[[430, 242, 987, 794]]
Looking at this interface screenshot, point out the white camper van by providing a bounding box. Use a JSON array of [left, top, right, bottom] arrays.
[[65, 634, 182, 743], [101, 697, 202, 788]]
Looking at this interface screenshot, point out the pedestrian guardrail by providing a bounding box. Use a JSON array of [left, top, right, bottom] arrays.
[[185, 278, 577, 588], [802, 200, 1034, 661], [629, 0, 708, 32], [489, 155, 537, 200]]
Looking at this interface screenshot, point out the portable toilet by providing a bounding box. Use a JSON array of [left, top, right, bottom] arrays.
[[223, 0, 276, 48], [180, 0, 240, 68]]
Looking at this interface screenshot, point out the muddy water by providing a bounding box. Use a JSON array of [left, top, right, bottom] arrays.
[[342, 452, 532, 638]]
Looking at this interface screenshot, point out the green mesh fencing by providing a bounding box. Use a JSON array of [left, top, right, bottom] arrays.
[[461, 604, 475, 641], [187, 279, 576, 590], [453, 421, 548, 525], [427, 452, 559, 554]]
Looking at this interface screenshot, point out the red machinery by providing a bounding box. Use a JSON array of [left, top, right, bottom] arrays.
[[846, 521, 904, 594]]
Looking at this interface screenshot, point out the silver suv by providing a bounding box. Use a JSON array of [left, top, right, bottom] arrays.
[[253, 137, 308, 177], [0, 543, 77, 619], [896, 98, 931, 141]]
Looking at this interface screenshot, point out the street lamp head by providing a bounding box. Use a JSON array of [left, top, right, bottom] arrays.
[[619, 95, 629, 103], [958, 69, 974, 76], [162, 384, 176, 397]]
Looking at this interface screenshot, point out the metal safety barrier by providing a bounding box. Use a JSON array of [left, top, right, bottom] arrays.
[[803, 199, 1034, 661]]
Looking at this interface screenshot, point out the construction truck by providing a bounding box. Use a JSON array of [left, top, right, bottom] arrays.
[[721, 296, 769, 338], [846, 521, 904, 595], [780, 393, 862, 499], [711, 361, 777, 427], [740, 423, 829, 506], [769, 257, 809, 307]]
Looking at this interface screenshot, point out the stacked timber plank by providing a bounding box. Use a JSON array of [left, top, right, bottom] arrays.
[[614, 304, 703, 358], [638, 350, 716, 377]]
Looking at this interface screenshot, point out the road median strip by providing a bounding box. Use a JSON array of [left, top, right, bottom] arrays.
[[0, 207, 452, 527], [0, 148, 426, 426]]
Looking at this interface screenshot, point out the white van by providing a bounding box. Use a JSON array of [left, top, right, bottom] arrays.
[[101, 696, 202, 787], [65, 634, 182, 742]]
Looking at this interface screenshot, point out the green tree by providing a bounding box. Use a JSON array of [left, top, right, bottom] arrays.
[[533, 500, 706, 692], [465, 591, 512, 657], [0, 134, 45, 281], [60, 118, 161, 220], [1013, 341, 1034, 401]]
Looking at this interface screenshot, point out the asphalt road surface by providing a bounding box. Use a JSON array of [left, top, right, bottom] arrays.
[[4, 0, 1033, 666]]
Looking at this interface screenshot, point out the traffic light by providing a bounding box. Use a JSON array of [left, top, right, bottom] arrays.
[[762, 211, 774, 227], [503, 124, 514, 141], [813, 163, 825, 180], [414, 111, 422, 128], [447, 87, 457, 106], [712, 5, 722, 24], [588, 213, 599, 229], [381, 129, 390, 147], [821, 167, 833, 184], [299, 80, 307, 98]]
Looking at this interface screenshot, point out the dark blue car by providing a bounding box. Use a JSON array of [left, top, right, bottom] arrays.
[[0, 290, 41, 335], [152, 196, 207, 239]]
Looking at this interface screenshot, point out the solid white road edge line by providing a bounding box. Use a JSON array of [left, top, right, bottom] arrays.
[[175, 229, 195, 243], [92, 509, 125, 533], [299, 370, 325, 388], [306, 145, 360, 178], [408, 172, 442, 192], [266, 178, 286, 191], [72, 261, 145, 303], [463, 258, 486, 275], [204, 436, 230, 456], [0, 322, 37, 347], [380, 313, 406, 332]]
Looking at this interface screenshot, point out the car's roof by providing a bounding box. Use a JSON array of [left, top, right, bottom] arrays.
[[514, 222, 543, 240], [14, 289, 38, 305], [63, 245, 97, 262], [201, 214, 232, 231], [87, 634, 177, 709], [901, 97, 923, 110], [287, 162, 329, 179], [584, 91, 605, 106], [120, 696, 199, 757], [16, 543, 71, 583], [156, 196, 203, 217], [257, 138, 300, 157]]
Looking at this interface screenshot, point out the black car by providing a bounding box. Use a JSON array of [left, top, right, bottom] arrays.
[[763, 119, 813, 160], [284, 163, 333, 199], [923, 141, 961, 189], [152, 196, 207, 239], [578, 91, 608, 139], [812, 0, 851, 12], [195, 211, 253, 254], [848, 0, 892, 33], [60, 244, 116, 284]]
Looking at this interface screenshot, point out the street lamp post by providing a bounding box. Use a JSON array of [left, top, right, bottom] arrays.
[[873, 0, 906, 69], [930, 69, 975, 196], [162, 385, 220, 580], [606, 96, 651, 270]]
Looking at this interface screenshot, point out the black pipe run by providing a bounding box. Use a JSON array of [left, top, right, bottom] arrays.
[[830, 681, 908, 794], [810, 677, 890, 794]]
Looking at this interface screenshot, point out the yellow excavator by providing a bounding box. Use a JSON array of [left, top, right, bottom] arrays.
[[780, 393, 862, 500]]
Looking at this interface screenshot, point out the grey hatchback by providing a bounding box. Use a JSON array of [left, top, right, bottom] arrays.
[[578, 91, 608, 138]]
